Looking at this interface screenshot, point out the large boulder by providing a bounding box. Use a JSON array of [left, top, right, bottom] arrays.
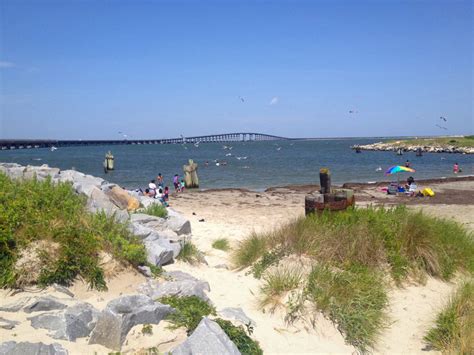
[[104, 185, 140, 211], [23, 165, 60, 181], [0, 166, 26, 180], [28, 302, 99, 341], [172, 317, 240, 355], [23, 296, 67, 314], [143, 233, 181, 266], [58, 170, 105, 198], [86, 187, 129, 223], [0, 342, 68, 355], [139, 272, 210, 302], [88, 295, 173, 351], [164, 209, 191, 235]]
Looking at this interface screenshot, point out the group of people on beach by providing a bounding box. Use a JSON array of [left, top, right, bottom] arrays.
[[139, 173, 186, 206]]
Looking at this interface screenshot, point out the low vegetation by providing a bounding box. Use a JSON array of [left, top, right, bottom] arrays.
[[387, 135, 474, 148], [215, 318, 263, 355], [141, 324, 153, 335], [159, 295, 216, 334], [159, 295, 262, 355], [0, 173, 151, 290], [176, 240, 205, 264], [424, 281, 473, 354], [141, 203, 168, 218], [259, 266, 302, 310], [233, 206, 473, 352], [212, 238, 230, 251]]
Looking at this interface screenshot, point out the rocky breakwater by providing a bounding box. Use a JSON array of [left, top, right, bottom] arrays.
[[352, 142, 474, 154], [0, 163, 190, 268]]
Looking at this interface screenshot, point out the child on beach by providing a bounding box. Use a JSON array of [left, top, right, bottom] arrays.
[[163, 186, 169, 201], [180, 179, 185, 192], [453, 163, 459, 174], [173, 174, 180, 192]]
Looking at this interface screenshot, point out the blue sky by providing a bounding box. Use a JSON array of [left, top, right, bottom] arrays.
[[0, 0, 472, 139]]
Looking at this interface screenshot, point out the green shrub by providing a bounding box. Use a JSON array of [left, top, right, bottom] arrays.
[[0, 173, 149, 290], [159, 295, 216, 334], [306, 265, 388, 352], [215, 318, 263, 355], [424, 281, 473, 353], [177, 240, 205, 264], [141, 204, 168, 218], [212, 238, 230, 251]]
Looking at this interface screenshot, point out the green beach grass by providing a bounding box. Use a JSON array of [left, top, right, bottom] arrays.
[[424, 281, 473, 354], [233, 206, 474, 352], [388, 135, 474, 148], [0, 173, 149, 290]]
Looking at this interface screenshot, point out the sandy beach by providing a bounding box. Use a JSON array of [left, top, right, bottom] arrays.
[[1, 177, 473, 354]]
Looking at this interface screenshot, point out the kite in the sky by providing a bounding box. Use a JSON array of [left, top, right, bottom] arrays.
[[349, 110, 359, 114], [435, 124, 448, 130], [440, 116, 447, 122], [238, 96, 245, 103]]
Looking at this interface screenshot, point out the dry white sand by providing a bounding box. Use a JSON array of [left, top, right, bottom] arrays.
[[1, 180, 473, 354]]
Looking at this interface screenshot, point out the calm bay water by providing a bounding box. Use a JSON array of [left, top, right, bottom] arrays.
[[1, 139, 472, 191]]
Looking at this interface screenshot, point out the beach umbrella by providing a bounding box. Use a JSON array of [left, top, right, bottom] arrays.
[[385, 165, 416, 175]]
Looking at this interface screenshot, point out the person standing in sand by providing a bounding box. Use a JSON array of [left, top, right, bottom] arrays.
[[173, 174, 180, 192]]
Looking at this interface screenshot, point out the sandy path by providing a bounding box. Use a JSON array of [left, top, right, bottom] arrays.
[[171, 182, 474, 354]]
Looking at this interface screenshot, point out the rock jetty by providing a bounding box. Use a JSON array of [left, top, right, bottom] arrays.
[[352, 142, 474, 154]]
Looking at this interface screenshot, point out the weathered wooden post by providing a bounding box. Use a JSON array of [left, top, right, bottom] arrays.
[[183, 159, 199, 188], [104, 151, 114, 173], [319, 167, 331, 194]]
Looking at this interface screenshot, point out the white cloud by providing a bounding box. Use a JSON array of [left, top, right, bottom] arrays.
[[0, 61, 16, 68], [269, 96, 279, 105]]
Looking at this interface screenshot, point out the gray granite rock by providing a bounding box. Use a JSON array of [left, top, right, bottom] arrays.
[[28, 302, 99, 341], [138, 265, 153, 277], [0, 297, 33, 312], [0, 317, 20, 330], [172, 317, 240, 355], [143, 233, 178, 266], [0, 341, 68, 355], [139, 274, 210, 302], [164, 209, 191, 235], [88, 294, 173, 351], [218, 307, 256, 327], [23, 296, 67, 313]]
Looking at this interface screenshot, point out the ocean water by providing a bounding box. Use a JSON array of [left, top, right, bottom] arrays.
[[1, 139, 472, 191]]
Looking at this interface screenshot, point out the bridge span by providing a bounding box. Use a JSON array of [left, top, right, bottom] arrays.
[[0, 132, 289, 150]]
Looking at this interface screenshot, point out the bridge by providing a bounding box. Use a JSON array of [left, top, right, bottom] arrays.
[[0, 132, 289, 150]]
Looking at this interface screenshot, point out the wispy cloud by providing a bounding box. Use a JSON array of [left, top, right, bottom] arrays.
[[0, 61, 16, 68], [269, 96, 279, 105]]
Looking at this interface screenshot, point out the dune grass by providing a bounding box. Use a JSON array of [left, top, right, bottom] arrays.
[[233, 206, 473, 352], [259, 265, 303, 310], [141, 203, 168, 218], [306, 265, 388, 352], [0, 173, 149, 290], [212, 238, 230, 251], [424, 281, 473, 354], [177, 240, 205, 264]]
